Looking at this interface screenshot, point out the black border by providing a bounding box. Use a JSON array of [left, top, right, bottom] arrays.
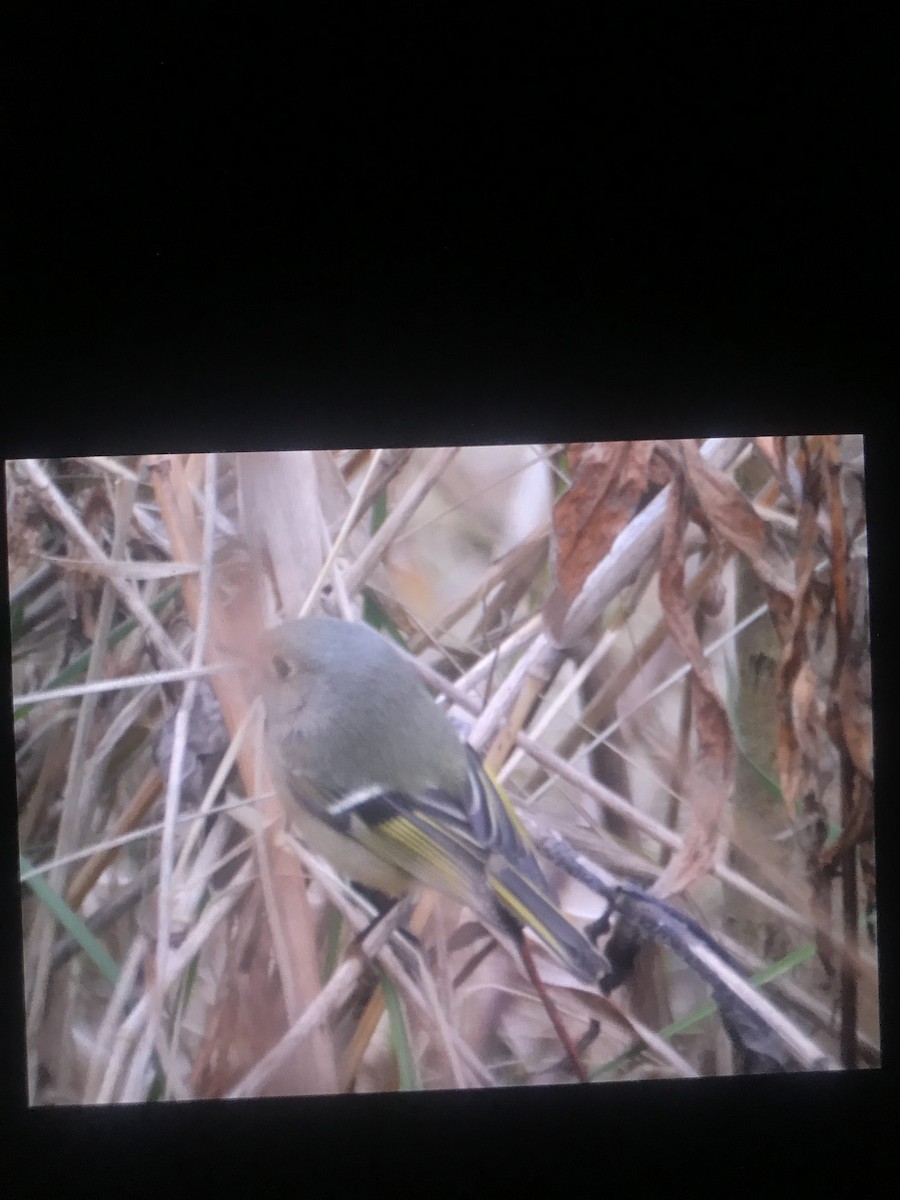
[[3, 3, 896, 1195]]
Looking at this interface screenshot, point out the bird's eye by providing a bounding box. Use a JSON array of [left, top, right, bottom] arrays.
[[271, 654, 293, 681]]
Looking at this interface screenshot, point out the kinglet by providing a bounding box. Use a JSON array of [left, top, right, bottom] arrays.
[[258, 617, 605, 985]]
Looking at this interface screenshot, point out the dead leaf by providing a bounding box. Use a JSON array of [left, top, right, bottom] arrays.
[[838, 656, 873, 783], [773, 445, 825, 820], [754, 436, 798, 504], [820, 771, 873, 876], [654, 469, 734, 896], [545, 441, 655, 638], [677, 440, 794, 600]]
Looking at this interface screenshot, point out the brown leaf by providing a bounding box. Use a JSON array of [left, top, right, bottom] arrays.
[[823, 436, 873, 783], [838, 657, 873, 782], [545, 441, 655, 638], [647, 443, 677, 490], [819, 772, 873, 876], [753, 436, 797, 504], [654, 470, 734, 896], [773, 440, 827, 819], [777, 660, 826, 820], [677, 440, 794, 600]]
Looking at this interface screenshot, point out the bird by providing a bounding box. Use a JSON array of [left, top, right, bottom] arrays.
[[256, 616, 606, 986]]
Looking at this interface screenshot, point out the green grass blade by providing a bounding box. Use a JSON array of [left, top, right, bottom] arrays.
[[379, 970, 418, 1091], [20, 853, 120, 984]]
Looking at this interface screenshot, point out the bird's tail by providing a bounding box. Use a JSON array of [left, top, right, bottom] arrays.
[[486, 856, 606, 985]]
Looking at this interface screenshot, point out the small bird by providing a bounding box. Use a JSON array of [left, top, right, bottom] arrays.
[[257, 616, 605, 986]]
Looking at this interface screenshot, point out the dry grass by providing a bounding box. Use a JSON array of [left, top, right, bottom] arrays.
[[9, 437, 877, 1104]]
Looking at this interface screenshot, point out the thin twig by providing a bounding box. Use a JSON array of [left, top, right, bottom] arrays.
[[94, 863, 252, 1103], [20, 458, 186, 670], [21, 792, 265, 883], [499, 624, 618, 783], [14, 662, 231, 707], [467, 635, 561, 754], [392, 444, 557, 548], [517, 934, 589, 1083], [340, 447, 460, 597], [226, 894, 410, 1098], [299, 448, 387, 617], [532, 827, 838, 1072], [23, 473, 139, 1099], [67, 728, 160, 910], [84, 936, 149, 1102], [153, 453, 218, 1097], [281, 835, 497, 1091], [75, 456, 141, 483]]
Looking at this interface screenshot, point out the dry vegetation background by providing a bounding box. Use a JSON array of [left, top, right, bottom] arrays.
[[8, 437, 876, 1103]]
